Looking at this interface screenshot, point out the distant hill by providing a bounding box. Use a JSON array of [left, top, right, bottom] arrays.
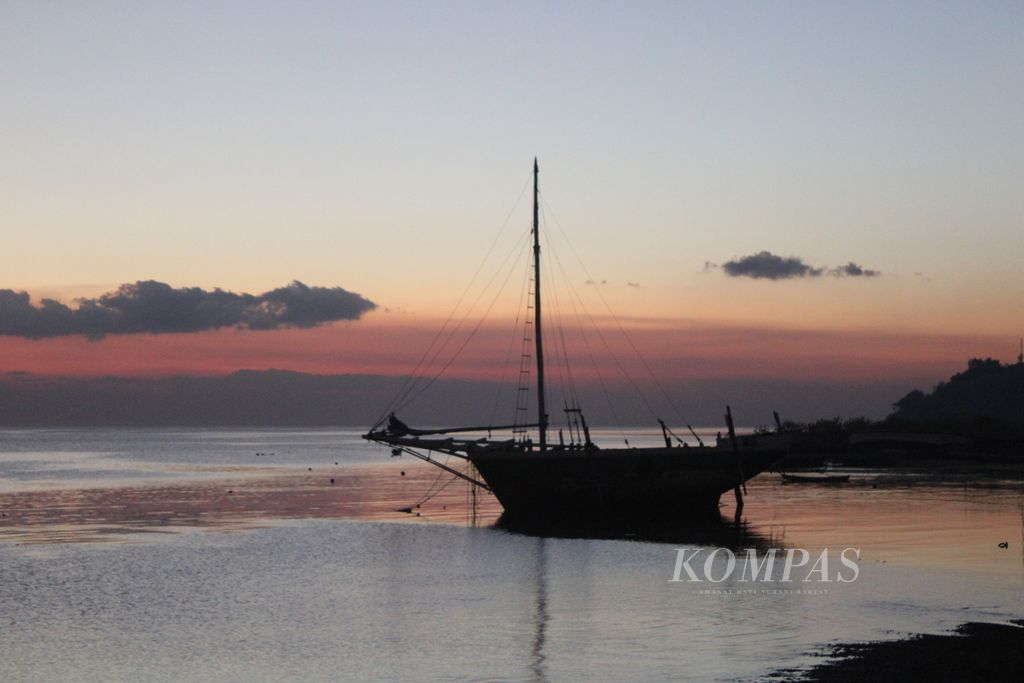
[[0, 370, 504, 428], [890, 358, 1024, 433]]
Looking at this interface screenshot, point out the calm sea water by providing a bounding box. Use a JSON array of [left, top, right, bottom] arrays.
[[1, 429, 1022, 682]]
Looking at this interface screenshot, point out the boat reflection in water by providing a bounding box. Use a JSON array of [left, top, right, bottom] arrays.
[[494, 508, 776, 551]]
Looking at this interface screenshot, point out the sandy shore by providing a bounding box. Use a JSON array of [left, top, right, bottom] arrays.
[[772, 621, 1024, 682]]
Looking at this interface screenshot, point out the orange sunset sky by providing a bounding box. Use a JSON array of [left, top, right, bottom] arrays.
[[2, 3, 1022, 421]]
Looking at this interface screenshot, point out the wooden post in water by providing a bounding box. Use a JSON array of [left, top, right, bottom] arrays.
[[658, 419, 672, 448], [725, 405, 744, 515]]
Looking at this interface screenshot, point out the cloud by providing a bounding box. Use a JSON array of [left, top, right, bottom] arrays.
[[718, 251, 880, 280], [721, 251, 822, 279], [830, 262, 879, 278], [0, 280, 376, 339]]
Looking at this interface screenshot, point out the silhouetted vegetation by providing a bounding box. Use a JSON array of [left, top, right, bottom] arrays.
[[888, 357, 1024, 437], [773, 358, 1024, 467]]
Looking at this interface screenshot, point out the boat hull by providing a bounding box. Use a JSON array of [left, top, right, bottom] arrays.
[[468, 445, 784, 522]]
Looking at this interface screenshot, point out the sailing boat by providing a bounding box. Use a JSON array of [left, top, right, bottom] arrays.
[[364, 160, 787, 523]]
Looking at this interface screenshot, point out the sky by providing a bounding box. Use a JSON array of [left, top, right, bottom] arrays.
[[1, 1, 1022, 422]]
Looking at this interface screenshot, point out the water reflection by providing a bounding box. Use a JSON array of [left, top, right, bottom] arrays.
[[531, 537, 549, 683], [495, 511, 777, 551], [1, 451, 1022, 682], [2, 450, 1022, 589], [0, 463, 503, 544]]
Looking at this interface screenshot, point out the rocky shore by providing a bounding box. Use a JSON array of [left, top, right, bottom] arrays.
[[777, 621, 1024, 682]]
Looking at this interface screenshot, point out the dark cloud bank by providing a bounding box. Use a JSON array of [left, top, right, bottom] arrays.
[[0, 281, 376, 339], [715, 251, 880, 280]]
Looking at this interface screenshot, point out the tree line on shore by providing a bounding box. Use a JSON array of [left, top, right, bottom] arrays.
[[766, 358, 1024, 463]]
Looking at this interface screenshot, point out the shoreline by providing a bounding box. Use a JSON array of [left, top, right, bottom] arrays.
[[773, 621, 1024, 682]]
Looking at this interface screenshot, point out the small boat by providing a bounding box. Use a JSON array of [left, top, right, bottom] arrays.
[[781, 472, 850, 484]]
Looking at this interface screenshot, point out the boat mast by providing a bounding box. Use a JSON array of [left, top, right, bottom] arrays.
[[533, 158, 548, 451]]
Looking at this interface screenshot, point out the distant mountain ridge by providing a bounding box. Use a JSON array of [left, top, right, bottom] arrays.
[[0, 368, 917, 427], [0, 370, 501, 427]]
